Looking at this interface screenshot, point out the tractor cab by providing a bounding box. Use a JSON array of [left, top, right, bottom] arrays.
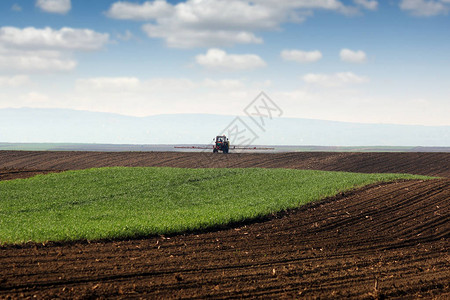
[[213, 135, 230, 153], [216, 136, 226, 143]]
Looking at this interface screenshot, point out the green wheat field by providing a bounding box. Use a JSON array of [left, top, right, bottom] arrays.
[[0, 167, 432, 244]]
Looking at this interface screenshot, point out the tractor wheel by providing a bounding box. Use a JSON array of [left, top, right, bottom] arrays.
[[213, 148, 218, 153]]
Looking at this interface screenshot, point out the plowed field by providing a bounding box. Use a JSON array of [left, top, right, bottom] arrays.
[[0, 151, 449, 299], [0, 151, 449, 177]]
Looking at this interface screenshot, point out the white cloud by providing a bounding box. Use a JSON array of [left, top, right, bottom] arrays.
[[302, 72, 369, 87], [0, 27, 109, 51], [68, 76, 262, 117], [0, 26, 109, 72], [253, 0, 357, 14], [116, 30, 135, 41], [64, 76, 276, 118], [0, 49, 77, 72], [108, 0, 281, 26], [0, 75, 30, 87], [195, 48, 266, 71], [106, 0, 173, 20], [107, 0, 361, 48], [399, 0, 449, 16], [281, 49, 322, 63], [340, 48, 367, 63], [202, 78, 245, 90], [353, 0, 378, 10], [11, 4, 22, 11], [75, 77, 201, 95], [36, 0, 71, 14], [140, 0, 271, 48], [76, 77, 141, 92], [145, 78, 197, 91], [142, 25, 263, 48], [24, 91, 50, 103]]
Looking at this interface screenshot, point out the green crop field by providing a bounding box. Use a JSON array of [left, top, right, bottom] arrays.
[[0, 167, 432, 245]]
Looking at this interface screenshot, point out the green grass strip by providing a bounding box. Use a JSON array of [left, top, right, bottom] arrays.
[[0, 167, 432, 244]]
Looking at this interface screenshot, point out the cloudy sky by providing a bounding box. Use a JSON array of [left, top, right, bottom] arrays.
[[1, 0, 449, 125]]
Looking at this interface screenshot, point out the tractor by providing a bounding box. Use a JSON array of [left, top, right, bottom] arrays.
[[174, 136, 274, 152], [213, 135, 230, 153]]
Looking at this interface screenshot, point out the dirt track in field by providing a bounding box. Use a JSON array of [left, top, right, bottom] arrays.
[[0, 151, 449, 299]]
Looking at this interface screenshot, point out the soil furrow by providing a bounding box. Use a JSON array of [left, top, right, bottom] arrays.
[[0, 151, 449, 298]]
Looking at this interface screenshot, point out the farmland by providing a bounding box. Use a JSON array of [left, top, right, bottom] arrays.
[[0, 151, 449, 298], [0, 167, 430, 244]]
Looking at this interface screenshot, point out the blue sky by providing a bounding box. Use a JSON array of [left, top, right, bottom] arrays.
[[0, 0, 449, 125]]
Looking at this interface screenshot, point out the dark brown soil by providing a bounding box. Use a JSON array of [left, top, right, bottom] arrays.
[[0, 151, 449, 299], [0, 169, 61, 181], [1, 151, 449, 178]]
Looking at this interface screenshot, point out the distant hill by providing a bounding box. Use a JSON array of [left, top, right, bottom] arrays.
[[0, 108, 449, 146]]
